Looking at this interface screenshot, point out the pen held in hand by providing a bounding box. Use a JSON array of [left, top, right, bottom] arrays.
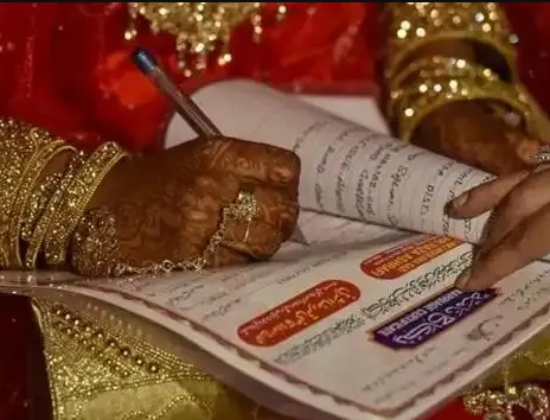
[[132, 47, 309, 247], [131, 47, 222, 139]]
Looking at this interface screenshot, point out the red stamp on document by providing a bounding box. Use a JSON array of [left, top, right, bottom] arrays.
[[360, 236, 462, 280], [237, 280, 360, 347]]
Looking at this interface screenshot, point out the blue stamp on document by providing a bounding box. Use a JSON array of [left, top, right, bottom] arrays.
[[371, 288, 498, 349]]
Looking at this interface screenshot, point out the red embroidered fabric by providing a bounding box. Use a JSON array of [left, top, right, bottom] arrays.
[[0, 3, 547, 419]]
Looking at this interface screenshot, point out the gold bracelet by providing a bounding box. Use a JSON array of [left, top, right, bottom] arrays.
[[387, 55, 499, 118], [71, 189, 258, 278], [21, 173, 63, 243], [44, 142, 129, 268], [7, 141, 74, 268], [395, 78, 542, 143], [388, 55, 498, 93], [0, 119, 60, 267], [389, 57, 546, 143], [383, 3, 517, 79], [24, 153, 83, 270]]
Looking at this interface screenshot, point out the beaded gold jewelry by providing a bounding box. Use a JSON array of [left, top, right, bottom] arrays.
[[44, 142, 129, 268], [0, 119, 70, 268], [24, 153, 83, 270], [125, 2, 287, 76], [71, 189, 259, 278], [383, 3, 518, 80], [388, 56, 546, 143], [7, 141, 74, 268], [463, 383, 549, 420], [20, 173, 63, 243], [70, 206, 120, 278], [463, 355, 550, 420]]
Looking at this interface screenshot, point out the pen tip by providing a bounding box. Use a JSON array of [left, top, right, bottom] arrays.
[[132, 47, 158, 75]]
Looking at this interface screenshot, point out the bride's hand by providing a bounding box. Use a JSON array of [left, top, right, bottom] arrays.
[[411, 101, 543, 176], [86, 136, 300, 273], [446, 163, 550, 290]]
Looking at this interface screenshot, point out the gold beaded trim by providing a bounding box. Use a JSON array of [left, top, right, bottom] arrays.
[[25, 153, 82, 270], [463, 356, 550, 420], [383, 3, 518, 79], [31, 298, 210, 420], [44, 143, 128, 268], [388, 56, 545, 143], [70, 206, 120, 278], [463, 383, 550, 420], [125, 2, 287, 76]]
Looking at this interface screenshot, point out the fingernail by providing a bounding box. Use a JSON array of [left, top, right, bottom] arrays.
[[452, 192, 469, 209], [454, 268, 471, 290]]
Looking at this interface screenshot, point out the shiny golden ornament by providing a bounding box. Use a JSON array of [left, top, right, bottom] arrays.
[[463, 383, 550, 420], [125, 2, 287, 76]]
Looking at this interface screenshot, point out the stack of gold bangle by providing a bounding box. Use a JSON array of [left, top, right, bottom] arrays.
[[383, 2, 550, 144], [387, 55, 545, 143], [383, 2, 518, 80], [0, 118, 128, 272]]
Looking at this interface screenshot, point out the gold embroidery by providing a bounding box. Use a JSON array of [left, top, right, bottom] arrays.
[[463, 383, 549, 420], [32, 298, 260, 420], [125, 2, 287, 76], [463, 347, 550, 420]]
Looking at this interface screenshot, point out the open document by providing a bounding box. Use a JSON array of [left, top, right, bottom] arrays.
[[1, 80, 549, 420]]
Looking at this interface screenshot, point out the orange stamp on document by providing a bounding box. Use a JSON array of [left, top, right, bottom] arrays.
[[238, 280, 360, 347], [361, 236, 462, 280]]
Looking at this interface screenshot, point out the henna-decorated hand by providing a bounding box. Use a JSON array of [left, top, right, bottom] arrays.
[[411, 101, 544, 176], [87, 136, 300, 273], [447, 163, 550, 290]]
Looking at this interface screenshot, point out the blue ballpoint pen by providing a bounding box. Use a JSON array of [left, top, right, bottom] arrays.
[[132, 47, 310, 246], [131, 47, 222, 138]]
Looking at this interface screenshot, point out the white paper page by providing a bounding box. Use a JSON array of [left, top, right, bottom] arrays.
[[292, 94, 390, 135], [276, 94, 393, 246], [51, 234, 550, 420], [165, 80, 493, 247]]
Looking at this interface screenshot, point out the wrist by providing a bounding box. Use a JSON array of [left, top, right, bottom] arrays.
[[85, 154, 137, 211], [412, 101, 536, 175]]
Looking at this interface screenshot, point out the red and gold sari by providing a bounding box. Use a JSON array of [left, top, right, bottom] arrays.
[[0, 3, 550, 420]]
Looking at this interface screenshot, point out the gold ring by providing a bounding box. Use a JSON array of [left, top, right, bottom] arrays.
[[224, 188, 259, 246], [532, 150, 550, 165], [231, 189, 258, 224]]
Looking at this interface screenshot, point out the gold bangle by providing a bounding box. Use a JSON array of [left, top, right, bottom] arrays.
[[21, 173, 63, 243], [395, 78, 541, 143], [44, 142, 128, 268], [7, 141, 74, 268], [389, 57, 546, 143], [0, 119, 60, 267], [383, 3, 517, 79], [24, 153, 83, 270], [387, 55, 499, 118], [388, 55, 499, 93], [70, 207, 120, 277]]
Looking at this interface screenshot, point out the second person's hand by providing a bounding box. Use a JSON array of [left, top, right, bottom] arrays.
[[447, 162, 550, 290]]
